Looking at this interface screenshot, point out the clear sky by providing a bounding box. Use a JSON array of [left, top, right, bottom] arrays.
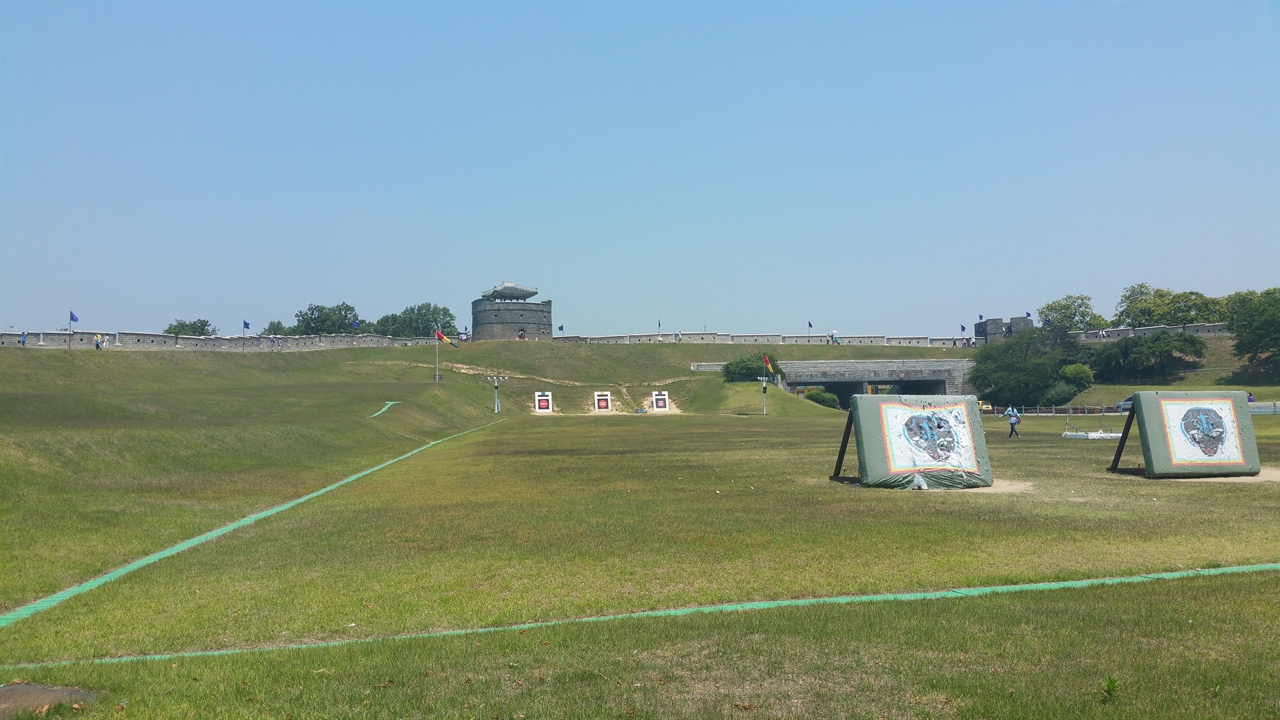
[[2, 2, 1277, 337]]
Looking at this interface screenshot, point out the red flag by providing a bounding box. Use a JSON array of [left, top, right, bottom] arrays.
[[435, 330, 459, 348], [763, 355, 774, 374]]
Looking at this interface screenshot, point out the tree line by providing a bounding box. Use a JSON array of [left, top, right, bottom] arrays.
[[973, 285, 1278, 407], [165, 301, 459, 339], [1035, 283, 1266, 332]]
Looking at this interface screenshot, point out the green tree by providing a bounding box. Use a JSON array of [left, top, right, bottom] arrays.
[[967, 328, 1064, 406], [164, 319, 217, 336], [722, 353, 784, 382], [1091, 332, 1206, 382], [371, 302, 458, 338], [293, 303, 361, 335], [1113, 283, 1174, 328], [1113, 284, 1224, 327], [1224, 287, 1280, 362], [1037, 295, 1108, 332], [262, 320, 291, 336], [1162, 291, 1224, 325], [1059, 363, 1094, 390]]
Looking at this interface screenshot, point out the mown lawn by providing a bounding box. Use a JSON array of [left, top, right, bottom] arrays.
[[2, 346, 1278, 718]]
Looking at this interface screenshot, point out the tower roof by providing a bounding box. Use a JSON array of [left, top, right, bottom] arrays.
[[480, 282, 539, 301]]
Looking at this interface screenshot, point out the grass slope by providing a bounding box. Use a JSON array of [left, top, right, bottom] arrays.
[[1074, 335, 1280, 405], [2, 344, 1278, 717]]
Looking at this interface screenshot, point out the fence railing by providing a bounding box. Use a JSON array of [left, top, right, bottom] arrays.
[[992, 405, 1119, 416], [990, 402, 1279, 416]]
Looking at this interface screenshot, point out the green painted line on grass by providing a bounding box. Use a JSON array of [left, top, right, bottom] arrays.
[[4, 562, 1276, 671], [369, 401, 400, 418], [0, 419, 505, 631]]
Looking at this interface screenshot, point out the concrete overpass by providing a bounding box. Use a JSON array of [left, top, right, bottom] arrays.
[[691, 359, 974, 409]]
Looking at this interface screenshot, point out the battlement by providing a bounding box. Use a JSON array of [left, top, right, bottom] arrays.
[[0, 329, 447, 352]]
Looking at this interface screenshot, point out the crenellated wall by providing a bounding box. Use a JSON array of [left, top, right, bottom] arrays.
[[3, 321, 1228, 353], [1067, 323, 1229, 342], [0, 330, 445, 352]]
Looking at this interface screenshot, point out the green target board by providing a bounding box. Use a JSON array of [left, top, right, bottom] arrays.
[[849, 395, 993, 489], [1131, 391, 1260, 478]]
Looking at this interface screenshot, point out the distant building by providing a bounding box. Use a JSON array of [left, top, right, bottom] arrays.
[[471, 282, 554, 341], [975, 316, 1033, 341]]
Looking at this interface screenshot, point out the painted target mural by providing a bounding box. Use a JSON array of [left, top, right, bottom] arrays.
[[1129, 392, 1260, 478], [881, 402, 979, 474], [1159, 398, 1244, 465]]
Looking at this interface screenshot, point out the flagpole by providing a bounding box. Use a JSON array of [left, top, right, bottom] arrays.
[[435, 331, 440, 383]]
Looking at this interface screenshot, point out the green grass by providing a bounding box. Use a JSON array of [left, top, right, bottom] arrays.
[[1074, 336, 1280, 405], [11, 571, 1280, 719], [2, 343, 1278, 718]]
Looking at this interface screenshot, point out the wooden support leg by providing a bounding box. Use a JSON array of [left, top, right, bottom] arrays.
[[831, 408, 856, 480], [1109, 408, 1136, 471]]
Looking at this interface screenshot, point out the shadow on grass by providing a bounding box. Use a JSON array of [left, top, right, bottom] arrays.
[[1105, 467, 1148, 477], [1216, 357, 1280, 386]]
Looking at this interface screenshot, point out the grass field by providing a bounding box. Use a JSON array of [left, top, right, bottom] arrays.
[[2, 343, 1279, 718]]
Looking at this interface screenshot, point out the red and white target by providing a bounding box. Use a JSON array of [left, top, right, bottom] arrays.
[[534, 391, 553, 413], [593, 392, 612, 412], [651, 391, 669, 412]]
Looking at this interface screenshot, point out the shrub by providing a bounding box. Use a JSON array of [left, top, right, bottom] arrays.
[[1059, 363, 1094, 390], [805, 390, 840, 408], [722, 353, 784, 382], [1040, 382, 1079, 407]]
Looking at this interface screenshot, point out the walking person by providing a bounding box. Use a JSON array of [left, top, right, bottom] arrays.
[[20, 331, 27, 347], [94, 333, 102, 350], [1002, 405, 1021, 438]]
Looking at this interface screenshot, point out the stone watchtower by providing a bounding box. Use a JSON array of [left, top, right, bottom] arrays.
[[471, 282, 553, 341]]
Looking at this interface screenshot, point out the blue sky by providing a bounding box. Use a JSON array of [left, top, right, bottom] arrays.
[[2, 2, 1277, 337]]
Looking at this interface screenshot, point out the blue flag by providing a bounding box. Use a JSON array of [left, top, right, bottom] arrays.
[[243, 321, 250, 330], [808, 321, 812, 328], [979, 314, 984, 321], [352, 320, 359, 329], [70, 311, 78, 323], [1026, 311, 1031, 318], [961, 324, 966, 333], [558, 325, 564, 332]]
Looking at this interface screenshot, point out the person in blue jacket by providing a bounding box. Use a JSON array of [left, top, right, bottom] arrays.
[[1002, 405, 1021, 438]]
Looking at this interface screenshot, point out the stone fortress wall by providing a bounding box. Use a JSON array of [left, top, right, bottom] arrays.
[[0, 302, 1228, 353], [1067, 323, 1229, 342], [0, 329, 444, 352]]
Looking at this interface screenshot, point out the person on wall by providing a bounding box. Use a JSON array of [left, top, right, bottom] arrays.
[[1002, 405, 1022, 438]]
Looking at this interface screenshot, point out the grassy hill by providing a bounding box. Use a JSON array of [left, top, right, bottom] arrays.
[[1074, 335, 1280, 405], [3, 342, 1278, 718]]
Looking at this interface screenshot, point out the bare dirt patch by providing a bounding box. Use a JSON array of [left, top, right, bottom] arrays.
[[0, 682, 96, 719]]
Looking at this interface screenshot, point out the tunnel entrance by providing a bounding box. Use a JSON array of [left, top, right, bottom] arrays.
[[806, 379, 950, 410]]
